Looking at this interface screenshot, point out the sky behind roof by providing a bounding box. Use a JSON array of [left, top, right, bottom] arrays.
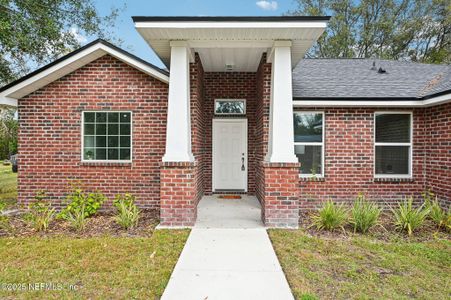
[[93, 0, 296, 68]]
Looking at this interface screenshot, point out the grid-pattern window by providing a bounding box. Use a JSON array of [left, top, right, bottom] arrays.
[[82, 112, 132, 161], [293, 111, 324, 176], [374, 112, 412, 177]]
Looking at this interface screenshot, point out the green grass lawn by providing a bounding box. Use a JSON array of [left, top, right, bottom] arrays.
[[0, 230, 189, 299], [0, 164, 17, 206], [269, 230, 451, 300]]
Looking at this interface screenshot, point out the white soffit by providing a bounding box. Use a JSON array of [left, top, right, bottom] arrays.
[[0, 41, 169, 106], [134, 20, 328, 71]]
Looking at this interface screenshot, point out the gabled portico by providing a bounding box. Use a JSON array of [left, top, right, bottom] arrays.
[[133, 16, 329, 227]]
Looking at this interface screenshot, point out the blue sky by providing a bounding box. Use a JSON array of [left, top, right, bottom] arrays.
[[93, 0, 298, 68]]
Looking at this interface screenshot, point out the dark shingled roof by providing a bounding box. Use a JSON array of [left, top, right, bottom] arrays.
[[292, 59, 451, 100]]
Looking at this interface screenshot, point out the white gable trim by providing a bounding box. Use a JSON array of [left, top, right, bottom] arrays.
[[293, 93, 451, 108], [0, 42, 169, 107]]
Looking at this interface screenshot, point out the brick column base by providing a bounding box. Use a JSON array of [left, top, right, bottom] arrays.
[[160, 161, 198, 227], [260, 162, 300, 228]]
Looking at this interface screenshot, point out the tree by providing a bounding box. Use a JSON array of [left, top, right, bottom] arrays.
[[0, 107, 18, 159], [0, 0, 122, 85], [288, 0, 451, 63]]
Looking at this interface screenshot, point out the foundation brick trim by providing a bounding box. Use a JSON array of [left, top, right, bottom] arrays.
[[160, 161, 198, 227], [260, 161, 301, 228]]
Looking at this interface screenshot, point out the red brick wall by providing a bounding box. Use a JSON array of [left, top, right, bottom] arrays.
[[423, 102, 451, 206], [18, 55, 168, 208], [255, 54, 271, 204], [190, 54, 206, 202], [203, 71, 257, 194], [260, 162, 300, 228], [298, 108, 427, 210], [160, 161, 198, 227]]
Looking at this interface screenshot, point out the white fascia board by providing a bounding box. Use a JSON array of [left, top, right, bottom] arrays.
[[422, 93, 451, 107], [134, 21, 329, 29], [0, 97, 18, 107], [293, 94, 451, 108], [97, 44, 169, 83], [0, 42, 169, 106], [0, 46, 105, 100]]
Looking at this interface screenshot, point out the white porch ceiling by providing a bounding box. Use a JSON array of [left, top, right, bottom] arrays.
[[134, 18, 329, 72], [194, 47, 267, 72]]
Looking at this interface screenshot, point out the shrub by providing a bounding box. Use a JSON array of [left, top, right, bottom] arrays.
[[311, 199, 348, 231], [422, 191, 450, 231], [59, 186, 106, 231], [0, 216, 13, 234], [59, 186, 105, 219], [24, 191, 55, 232], [392, 197, 429, 235], [428, 202, 451, 231], [350, 193, 381, 233], [113, 193, 140, 230], [64, 203, 88, 231], [0, 200, 6, 212]]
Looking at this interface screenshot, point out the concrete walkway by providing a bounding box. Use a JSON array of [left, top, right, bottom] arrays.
[[161, 195, 294, 300]]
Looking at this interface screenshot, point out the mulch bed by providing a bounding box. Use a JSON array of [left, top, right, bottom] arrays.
[[298, 212, 450, 242], [0, 209, 160, 238]]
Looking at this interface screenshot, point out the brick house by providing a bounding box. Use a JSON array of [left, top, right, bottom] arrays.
[[0, 16, 449, 228]]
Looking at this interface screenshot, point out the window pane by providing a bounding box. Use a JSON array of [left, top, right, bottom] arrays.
[[84, 136, 95, 148], [215, 101, 245, 114], [295, 145, 322, 175], [120, 124, 130, 135], [376, 114, 410, 143], [108, 136, 119, 147], [84, 148, 95, 160], [84, 124, 95, 135], [108, 123, 119, 135], [96, 148, 106, 160], [82, 111, 131, 161], [108, 112, 119, 123], [84, 112, 95, 122], [96, 136, 106, 147], [108, 148, 119, 160], [120, 112, 131, 123], [120, 149, 131, 160], [96, 112, 107, 123], [96, 124, 106, 135], [294, 112, 323, 143], [375, 146, 409, 175], [120, 136, 130, 147]]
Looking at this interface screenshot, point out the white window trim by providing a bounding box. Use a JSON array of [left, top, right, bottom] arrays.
[[81, 111, 133, 163], [294, 111, 325, 178], [374, 111, 413, 179], [214, 99, 246, 115]]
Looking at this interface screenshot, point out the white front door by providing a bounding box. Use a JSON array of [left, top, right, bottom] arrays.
[[212, 119, 247, 192]]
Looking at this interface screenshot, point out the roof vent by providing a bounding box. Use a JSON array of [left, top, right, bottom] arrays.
[[370, 61, 377, 71], [377, 67, 387, 74], [225, 64, 234, 71]]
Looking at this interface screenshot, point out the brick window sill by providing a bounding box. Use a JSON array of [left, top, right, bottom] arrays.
[[373, 177, 414, 182], [80, 161, 132, 167], [299, 176, 325, 182]]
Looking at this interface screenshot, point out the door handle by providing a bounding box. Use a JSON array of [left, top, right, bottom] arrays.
[[241, 157, 245, 171]]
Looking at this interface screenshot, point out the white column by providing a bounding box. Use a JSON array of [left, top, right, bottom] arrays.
[[162, 41, 194, 162], [265, 41, 298, 163]]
